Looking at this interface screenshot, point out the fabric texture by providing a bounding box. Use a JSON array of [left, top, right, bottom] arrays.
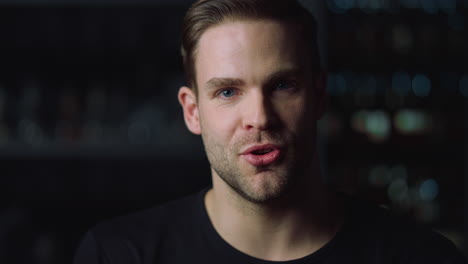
[[74, 188, 466, 264]]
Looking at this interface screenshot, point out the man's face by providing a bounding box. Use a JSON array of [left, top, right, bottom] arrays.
[[180, 20, 325, 203]]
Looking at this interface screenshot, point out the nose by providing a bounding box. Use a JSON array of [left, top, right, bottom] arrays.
[[241, 90, 275, 131]]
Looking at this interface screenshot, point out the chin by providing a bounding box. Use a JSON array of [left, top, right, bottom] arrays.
[[237, 172, 291, 204]]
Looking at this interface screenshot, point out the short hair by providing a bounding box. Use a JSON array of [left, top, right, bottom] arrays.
[[181, 0, 320, 93]]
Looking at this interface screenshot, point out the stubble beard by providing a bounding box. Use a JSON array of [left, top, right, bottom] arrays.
[[202, 130, 306, 205]]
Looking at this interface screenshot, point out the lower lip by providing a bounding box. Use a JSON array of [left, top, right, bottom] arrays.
[[242, 149, 281, 166]]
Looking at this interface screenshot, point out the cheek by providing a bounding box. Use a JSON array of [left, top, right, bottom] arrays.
[[276, 97, 307, 129], [200, 105, 238, 141]]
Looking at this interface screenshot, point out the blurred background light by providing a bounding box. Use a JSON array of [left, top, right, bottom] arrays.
[[356, 0, 369, 10], [392, 71, 411, 96], [351, 110, 392, 142], [412, 74, 431, 97], [18, 119, 46, 145], [327, 73, 348, 96], [419, 0, 438, 14], [394, 109, 431, 134], [326, 0, 351, 13], [365, 111, 391, 142], [334, 0, 355, 10], [365, 111, 390, 140], [419, 179, 439, 202], [368, 0, 388, 11], [438, 0, 456, 14], [357, 0, 389, 13], [460, 75, 468, 97], [388, 177, 409, 203]]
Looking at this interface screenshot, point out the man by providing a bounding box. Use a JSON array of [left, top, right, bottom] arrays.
[[74, 0, 466, 263]]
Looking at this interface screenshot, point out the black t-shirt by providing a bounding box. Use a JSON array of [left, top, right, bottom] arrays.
[[73, 188, 466, 264]]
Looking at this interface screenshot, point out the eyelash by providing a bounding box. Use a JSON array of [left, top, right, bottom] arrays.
[[214, 80, 298, 99], [273, 80, 297, 91], [215, 87, 239, 99]]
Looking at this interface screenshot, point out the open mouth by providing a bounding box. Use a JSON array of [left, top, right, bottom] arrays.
[[242, 145, 282, 166], [251, 148, 274, 155]]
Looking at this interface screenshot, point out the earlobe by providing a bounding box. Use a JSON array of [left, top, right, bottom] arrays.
[[178, 86, 201, 135]]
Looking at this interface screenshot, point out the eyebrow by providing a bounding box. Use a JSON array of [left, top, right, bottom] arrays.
[[205, 78, 245, 92], [264, 68, 304, 85], [203, 67, 304, 92]]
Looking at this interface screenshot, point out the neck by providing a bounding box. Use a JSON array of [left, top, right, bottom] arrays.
[[204, 157, 345, 261]]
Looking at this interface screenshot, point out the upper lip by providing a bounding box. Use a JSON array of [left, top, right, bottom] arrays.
[[240, 144, 281, 155]]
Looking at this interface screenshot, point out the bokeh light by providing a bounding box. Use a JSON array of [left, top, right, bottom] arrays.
[[327, 73, 348, 96], [394, 109, 431, 134], [366, 111, 391, 142], [334, 0, 355, 10], [419, 179, 439, 202], [412, 74, 431, 97], [327, 0, 351, 13], [388, 178, 409, 203], [419, 0, 438, 14], [18, 119, 46, 145], [351, 110, 392, 142], [438, 0, 457, 14], [357, 0, 389, 13]]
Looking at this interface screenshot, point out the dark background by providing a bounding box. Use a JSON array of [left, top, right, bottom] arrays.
[[0, 0, 466, 263]]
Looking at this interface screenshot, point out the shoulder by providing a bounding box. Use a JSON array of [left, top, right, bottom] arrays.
[[94, 191, 200, 236], [78, 189, 206, 262], [74, 188, 208, 264], [344, 196, 466, 263]]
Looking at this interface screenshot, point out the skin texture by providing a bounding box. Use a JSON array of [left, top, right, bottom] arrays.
[[178, 19, 342, 261]]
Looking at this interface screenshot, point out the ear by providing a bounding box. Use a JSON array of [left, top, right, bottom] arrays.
[[314, 71, 328, 120], [178, 86, 201, 135]]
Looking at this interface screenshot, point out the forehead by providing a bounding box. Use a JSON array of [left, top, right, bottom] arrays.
[[194, 19, 310, 89]]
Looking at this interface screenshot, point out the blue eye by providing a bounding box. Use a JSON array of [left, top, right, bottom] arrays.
[[221, 88, 236, 98]]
